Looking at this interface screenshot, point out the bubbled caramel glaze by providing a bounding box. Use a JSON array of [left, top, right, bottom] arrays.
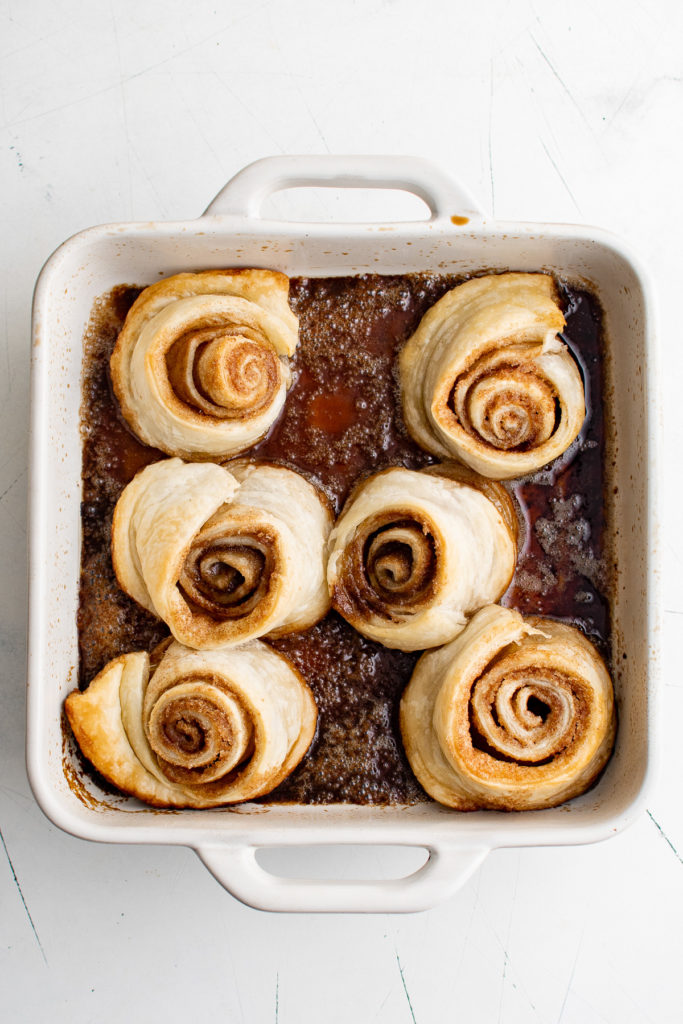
[[78, 273, 610, 805]]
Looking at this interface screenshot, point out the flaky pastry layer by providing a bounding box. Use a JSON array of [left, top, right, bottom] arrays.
[[112, 458, 332, 649], [65, 640, 317, 808], [327, 465, 517, 651], [400, 604, 615, 810], [399, 273, 585, 479], [110, 269, 299, 459]]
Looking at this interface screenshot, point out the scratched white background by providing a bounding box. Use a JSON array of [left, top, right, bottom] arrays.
[[1, 0, 682, 1021]]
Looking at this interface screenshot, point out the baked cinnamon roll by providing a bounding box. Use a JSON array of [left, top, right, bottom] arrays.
[[400, 605, 615, 810], [399, 273, 585, 479], [112, 458, 332, 648], [110, 269, 298, 459], [327, 464, 517, 651], [65, 639, 317, 807]]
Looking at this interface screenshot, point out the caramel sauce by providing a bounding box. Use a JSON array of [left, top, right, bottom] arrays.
[[305, 389, 357, 434], [77, 273, 609, 805]]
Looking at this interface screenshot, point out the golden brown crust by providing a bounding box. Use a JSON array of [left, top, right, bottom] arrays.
[[65, 653, 192, 807]]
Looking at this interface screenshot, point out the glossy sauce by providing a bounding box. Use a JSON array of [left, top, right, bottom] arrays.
[[78, 273, 609, 805]]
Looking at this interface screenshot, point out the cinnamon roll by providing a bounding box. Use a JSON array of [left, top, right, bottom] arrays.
[[399, 273, 585, 479], [65, 640, 317, 807], [112, 458, 332, 648], [400, 605, 615, 810], [110, 269, 299, 459], [326, 464, 517, 651]]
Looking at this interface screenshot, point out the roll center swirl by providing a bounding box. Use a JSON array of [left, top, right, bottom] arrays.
[[364, 520, 437, 607], [452, 348, 560, 452], [197, 547, 266, 602], [146, 678, 253, 785], [470, 666, 577, 763], [166, 325, 280, 420], [179, 531, 275, 620], [164, 711, 206, 755]]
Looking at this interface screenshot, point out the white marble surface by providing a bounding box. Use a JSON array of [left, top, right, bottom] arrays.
[[2, 0, 682, 1020]]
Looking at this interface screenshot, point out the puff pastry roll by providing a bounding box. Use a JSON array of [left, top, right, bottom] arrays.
[[110, 269, 299, 459], [112, 458, 332, 649], [327, 464, 517, 651], [65, 639, 317, 808], [399, 273, 585, 479], [400, 604, 615, 810]]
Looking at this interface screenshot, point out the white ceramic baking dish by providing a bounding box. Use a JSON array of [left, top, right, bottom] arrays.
[[28, 156, 659, 913]]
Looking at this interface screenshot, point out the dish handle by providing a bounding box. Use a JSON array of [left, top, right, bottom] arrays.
[[202, 155, 483, 225], [196, 842, 488, 914]]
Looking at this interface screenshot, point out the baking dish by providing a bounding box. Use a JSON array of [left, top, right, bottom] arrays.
[[28, 155, 659, 913]]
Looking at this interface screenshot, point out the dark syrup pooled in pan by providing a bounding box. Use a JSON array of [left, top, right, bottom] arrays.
[[78, 274, 609, 805]]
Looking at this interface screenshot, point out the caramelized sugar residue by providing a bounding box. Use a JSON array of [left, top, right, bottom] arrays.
[[78, 274, 608, 805]]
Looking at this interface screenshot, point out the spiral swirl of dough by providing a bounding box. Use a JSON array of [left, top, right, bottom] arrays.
[[400, 605, 615, 810], [111, 458, 332, 649], [110, 269, 299, 459], [327, 464, 517, 651], [64, 640, 317, 807], [399, 273, 585, 479]]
